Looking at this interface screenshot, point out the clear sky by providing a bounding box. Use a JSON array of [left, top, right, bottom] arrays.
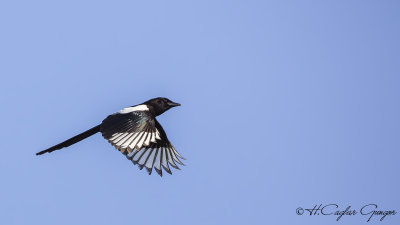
[[0, 1, 399, 225]]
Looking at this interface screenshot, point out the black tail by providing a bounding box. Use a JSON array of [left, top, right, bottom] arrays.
[[36, 125, 101, 155]]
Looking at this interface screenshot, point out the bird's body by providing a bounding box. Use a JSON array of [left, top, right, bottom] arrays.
[[36, 97, 184, 176]]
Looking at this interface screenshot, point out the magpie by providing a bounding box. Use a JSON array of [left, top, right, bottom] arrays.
[[36, 97, 184, 176]]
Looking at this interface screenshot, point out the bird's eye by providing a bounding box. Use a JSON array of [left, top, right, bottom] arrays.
[[157, 100, 162, 104]]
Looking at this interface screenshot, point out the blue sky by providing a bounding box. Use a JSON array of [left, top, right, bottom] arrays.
[[1, 1, 399, 224]]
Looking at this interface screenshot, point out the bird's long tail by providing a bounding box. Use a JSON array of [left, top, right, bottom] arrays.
[[36, 125, 101, 155]]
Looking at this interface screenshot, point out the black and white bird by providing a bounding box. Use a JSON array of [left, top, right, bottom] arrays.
[[36, 97, 184, 176]]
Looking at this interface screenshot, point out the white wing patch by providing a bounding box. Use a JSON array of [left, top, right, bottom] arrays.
[[121, 132, 140, 149], [110, 130, 161, 151], [136, 132, 147, 149], [150, 132, 156, 142], [144, 133, 151, 146], [155, 130, 161, 140], [128, 131, 144, 150], [118, 104, 149, 114]]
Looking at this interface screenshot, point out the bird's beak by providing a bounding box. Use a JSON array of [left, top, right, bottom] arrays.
[[168, 101, 181, 107]]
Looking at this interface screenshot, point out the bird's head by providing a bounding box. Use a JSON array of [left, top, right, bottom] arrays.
[[145, 97, 181, 116]]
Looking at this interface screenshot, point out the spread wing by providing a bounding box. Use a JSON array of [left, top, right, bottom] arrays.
[[100, 111, 184, 176]]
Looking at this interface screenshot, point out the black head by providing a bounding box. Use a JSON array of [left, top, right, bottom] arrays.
[[144, 97, 181, 116]]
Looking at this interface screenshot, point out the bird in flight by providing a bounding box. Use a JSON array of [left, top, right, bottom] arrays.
[[36, 97, 184, 176]]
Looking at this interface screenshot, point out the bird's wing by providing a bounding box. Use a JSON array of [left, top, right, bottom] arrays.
[[100, 111, 184, 176]]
